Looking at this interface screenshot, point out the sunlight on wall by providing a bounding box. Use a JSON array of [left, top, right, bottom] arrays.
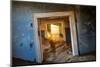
[[51, 24, 60, 34], [51, 24, 60, 41], [46, 24, 60, 41]]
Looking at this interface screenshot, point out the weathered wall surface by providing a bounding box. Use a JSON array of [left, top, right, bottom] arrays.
[[12, 1, 96, 62], [76, 6, 96, 54]]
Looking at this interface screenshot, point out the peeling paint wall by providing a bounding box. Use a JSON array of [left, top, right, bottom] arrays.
[[12, 1, 96, 62]]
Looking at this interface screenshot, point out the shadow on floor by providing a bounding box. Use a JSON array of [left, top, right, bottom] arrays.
[[12, 57, 37, 66]]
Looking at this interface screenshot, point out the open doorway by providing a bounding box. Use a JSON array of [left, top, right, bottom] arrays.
[[33, 11, 79, 63], [38, 17, 72, 63]]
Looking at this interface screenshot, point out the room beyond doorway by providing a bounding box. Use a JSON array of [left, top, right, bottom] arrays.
[[38, 17, 72, 63]]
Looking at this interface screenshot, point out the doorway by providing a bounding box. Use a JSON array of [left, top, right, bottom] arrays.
[[38, 17, 72, 63], [33, 11, 79, 63]]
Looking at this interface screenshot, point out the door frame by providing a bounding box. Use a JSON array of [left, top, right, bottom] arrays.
[[33, 11, 79, 63]]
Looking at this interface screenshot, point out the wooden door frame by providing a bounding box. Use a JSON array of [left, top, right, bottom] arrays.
[[33, 11, 79, 63]]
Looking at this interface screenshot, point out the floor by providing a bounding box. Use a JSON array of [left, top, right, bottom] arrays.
[[66, 52, 96, 63], [43, 43, 72, 63], [43, 53, 96, 64], [12, 52, 96, 66]]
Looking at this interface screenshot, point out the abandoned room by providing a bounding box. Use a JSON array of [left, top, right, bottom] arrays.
[[12, 1, 96, 66]]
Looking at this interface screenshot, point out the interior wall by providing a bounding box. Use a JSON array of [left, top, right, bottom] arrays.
[[76, 6, 96, 54], [39, 19, 66, 41]]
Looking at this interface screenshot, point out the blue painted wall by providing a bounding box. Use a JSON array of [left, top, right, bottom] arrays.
[[12, 1, 96, 62], [12, 2, 36, 61], [12, 2, 73, 62]]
